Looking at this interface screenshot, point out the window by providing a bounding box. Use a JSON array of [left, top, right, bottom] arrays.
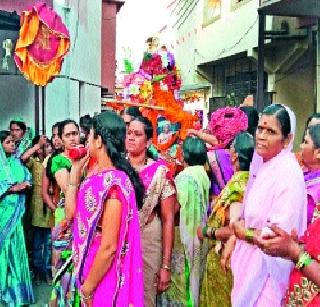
[[203, 0, 221, 27]]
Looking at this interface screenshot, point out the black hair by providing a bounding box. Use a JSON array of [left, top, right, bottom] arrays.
[[232, 132, 254, 171], [261, 104, 291, 138], [240, 106, 259, 136], [0, 130, 10, 143], [307, 124, 320, 149], [10, 120, 26, 133], [306, 113, 320, 128], [183, 136, 207, 166], [92, 111, 145, 209], [132, 116, 153, 140], [80, 115, 92, 134], [130, 116, 158, 160], [52, 121, 61, 133], [124, 107, 142, 119], [58, 119, 79, 139]]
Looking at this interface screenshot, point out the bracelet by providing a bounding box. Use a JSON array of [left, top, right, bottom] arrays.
[[210, 227, 217, 240], [202, 226, 208, 238], [244, 228, 255, 243], [296, 251, 313, 270], [68, 182, 80, 188], [161, 264, 171, 271], [80, 290, 93, 301]]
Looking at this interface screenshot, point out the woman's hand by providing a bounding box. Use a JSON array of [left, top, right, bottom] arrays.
[[156, 268, 171, 293], [186, 129, 200, 137], [197, 226, 204, 241], [80, 283, 93, 307], [232, 220, 246, 240], [255, 224, 301, 261], [221, 235, 236, 273], [9, 182, 31, 193], [72, 153, 90, 173]]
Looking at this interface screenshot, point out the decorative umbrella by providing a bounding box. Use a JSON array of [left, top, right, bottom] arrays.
[[14, 2, 70, 86]]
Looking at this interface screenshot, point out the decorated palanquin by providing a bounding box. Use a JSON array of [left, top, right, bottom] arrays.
[[285, 203, 320, 306], [14, 2, 70, 86], [109, 38, 197, 173]]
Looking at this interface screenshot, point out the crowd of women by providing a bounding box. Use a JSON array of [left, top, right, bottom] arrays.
[[1, 103, 320, 307]]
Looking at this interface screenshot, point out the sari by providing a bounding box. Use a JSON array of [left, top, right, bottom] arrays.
[[73, 170, 144, 306], [285, 202, 320, 306], [231, 150, 307, 307], [159, 165, 210, 306], [207, 149, 233, 197], [139, 159, 175, 307], [0, 143, 34, 305], [50, 154, 76, 306], [304, 170, 320, 225], [200, 171, 249, 307]]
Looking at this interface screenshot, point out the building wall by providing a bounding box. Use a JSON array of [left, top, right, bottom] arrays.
[[102, 2, 117, 93], [273, 49, 314, 148], [175, 0, 260, 86], [0, 0, 103, 136]]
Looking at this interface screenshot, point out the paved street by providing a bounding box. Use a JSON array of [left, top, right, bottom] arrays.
[[31, 284, 51, 307]]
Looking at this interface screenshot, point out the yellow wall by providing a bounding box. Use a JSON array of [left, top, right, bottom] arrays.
[[273, 50, 314, 149]]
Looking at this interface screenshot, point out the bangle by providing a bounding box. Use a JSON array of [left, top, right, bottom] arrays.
[[245, 228, 255, 243], [68, 182, 80, 188], [202, 226, 208, 238], [210, 227, 216, 240], [161, 264, 171, 271], [296, 251, 313, 270], [80, 290, 93, 301]]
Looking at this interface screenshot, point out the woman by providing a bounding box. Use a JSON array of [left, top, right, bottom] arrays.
[[26, 136, 54, 285], [66, 111, 144, 306], [126, 116, 176, 307], [257, 124, 320, 306], [50, 119, 80, 306], [231, 104, 307, 306], [188, 107, 248, 197], [159, 136, 210, 306], [198, 132, 254, 307], [0, 130, 34, 305]]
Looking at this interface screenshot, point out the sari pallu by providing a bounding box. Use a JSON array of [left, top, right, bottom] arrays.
[[285, 203, 320, 306], [304, 170, 320, 225], [138, 159, 175, 307], [73, 170, 144, 306], [207, 149, 233, 198], [0, 148, 34, 305], [200, 171, 249, 307]]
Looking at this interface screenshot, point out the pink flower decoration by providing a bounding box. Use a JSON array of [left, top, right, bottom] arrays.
[[209, 107, 248, 148]]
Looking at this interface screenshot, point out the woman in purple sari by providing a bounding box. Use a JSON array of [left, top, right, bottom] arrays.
[[126, 116, 176, 307], [66, 111, 144, 306]]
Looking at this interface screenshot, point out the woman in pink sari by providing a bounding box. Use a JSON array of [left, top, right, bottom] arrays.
[[126, 116, 176, 307], [65, 111, 144, 306], [231, 104, 307, 306]]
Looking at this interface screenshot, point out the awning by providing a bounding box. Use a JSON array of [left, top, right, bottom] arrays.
[[259, 0, 320, 17], [180, 83, 211, 93]]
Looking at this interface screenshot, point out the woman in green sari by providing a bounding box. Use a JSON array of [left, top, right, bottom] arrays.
[[159, 136, 210, 306], [0, 130, 34, 306], [198, 132, 254, 307]]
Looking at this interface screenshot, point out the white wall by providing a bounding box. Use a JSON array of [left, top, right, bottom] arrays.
[[175, 0, 260, 85]]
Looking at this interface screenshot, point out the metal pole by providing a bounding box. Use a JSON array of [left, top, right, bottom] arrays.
[[34, 85, 40, 135], [256, 12, 266, 112]]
